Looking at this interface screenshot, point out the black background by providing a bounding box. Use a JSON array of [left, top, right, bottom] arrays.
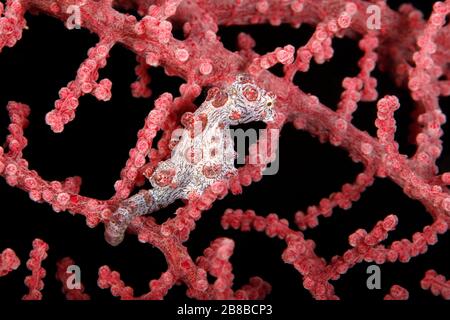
[[0, 0, 449, 302]]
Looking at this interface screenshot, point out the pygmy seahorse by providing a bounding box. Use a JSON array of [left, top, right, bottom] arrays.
[[104, 74, 276, 246]]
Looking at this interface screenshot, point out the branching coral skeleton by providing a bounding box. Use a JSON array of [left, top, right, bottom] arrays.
[[0, 0, 450, 300]]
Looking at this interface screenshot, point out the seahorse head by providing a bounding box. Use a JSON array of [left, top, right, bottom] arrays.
[[205, 74, 276, 125]]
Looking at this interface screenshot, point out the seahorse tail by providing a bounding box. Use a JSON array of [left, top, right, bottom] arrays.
[[104, 189, 155, 246]]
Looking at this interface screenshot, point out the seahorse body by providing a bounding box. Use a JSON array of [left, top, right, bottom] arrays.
[[105, 75, 276, 246]]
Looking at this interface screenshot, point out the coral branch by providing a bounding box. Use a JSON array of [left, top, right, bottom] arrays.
[[197, 237, 236, 296], [112, 92, 175, 203], [384, 285, 409, 300], [222, 209, 336, 300], [56, 257, 90, 300], [408, 1, 450, 177], [22, 239, 49, 300], [0, 248, 20, 277], [45, 38, 115, 133], [284, 2, 357, 80], [295, 167, 376, 230], [98, 265, 135, 300], [0, 0, 27, 52], [421, 270, 450, 300], [337, 32, 378, 120]]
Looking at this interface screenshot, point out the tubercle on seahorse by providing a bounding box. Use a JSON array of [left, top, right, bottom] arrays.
[[104, 74, 277, 246]]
